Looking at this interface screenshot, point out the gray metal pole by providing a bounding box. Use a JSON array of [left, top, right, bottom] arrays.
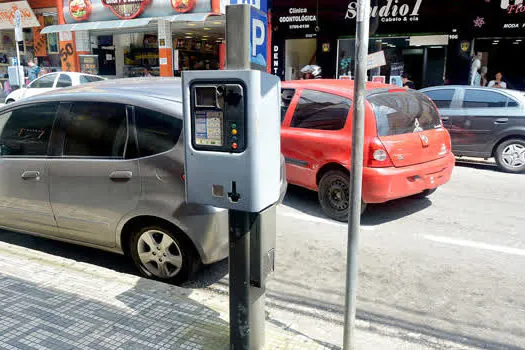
[[225, 5, 267, 349], [343, 0, 371, 349]]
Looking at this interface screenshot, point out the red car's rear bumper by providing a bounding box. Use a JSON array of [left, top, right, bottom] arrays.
[[362, 153, 455, 204]]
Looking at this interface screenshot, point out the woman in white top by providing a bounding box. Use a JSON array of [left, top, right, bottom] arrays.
[[488, 72, 507, 89]]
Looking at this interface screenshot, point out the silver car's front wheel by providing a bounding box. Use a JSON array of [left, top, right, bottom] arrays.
[[130, 225, 199, 284]]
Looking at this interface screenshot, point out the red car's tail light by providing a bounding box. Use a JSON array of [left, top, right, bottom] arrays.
[[367, 137, 394, 168]]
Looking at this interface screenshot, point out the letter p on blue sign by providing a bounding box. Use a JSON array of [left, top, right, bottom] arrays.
[[250, 7, 268, 70]]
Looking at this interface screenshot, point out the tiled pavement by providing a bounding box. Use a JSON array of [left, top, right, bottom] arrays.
[[0, 276, 228, 350], [0, 235, 479, 350], [0, 240, 333, 350]]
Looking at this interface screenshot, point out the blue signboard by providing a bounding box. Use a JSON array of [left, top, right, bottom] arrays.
[[250, 6, 268, 69], [228, 0, 268, 12]]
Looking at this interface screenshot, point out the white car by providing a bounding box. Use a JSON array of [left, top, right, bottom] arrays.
[[5, 72, 106, 103]]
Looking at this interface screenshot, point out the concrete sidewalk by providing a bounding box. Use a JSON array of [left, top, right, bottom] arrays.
[[0, 238, 476, 350]]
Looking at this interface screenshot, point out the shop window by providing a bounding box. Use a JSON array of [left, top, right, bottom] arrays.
[[290, 90, 351, 130], [56, 74, 72, 88], [134, 107, 182, 158], [463, 90, 508, 108], [62, 102, 128, 158], [281, 89, 295, 123], [423, 89, 455, 109], [0, 103, 58, 157], [44, 14, 59, 54]]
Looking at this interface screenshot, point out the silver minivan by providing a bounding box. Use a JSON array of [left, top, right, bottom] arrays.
[[0, 78, 287, 283]]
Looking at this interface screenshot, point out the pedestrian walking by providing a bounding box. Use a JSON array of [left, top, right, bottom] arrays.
[[28, 58, 40, 82]]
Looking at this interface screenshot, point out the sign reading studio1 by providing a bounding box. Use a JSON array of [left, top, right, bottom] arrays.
[[345, 0, 423, 23]]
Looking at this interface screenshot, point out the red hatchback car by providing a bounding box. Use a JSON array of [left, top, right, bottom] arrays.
[[281, 80, 455, 221]]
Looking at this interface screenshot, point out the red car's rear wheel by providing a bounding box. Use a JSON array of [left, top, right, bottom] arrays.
[[318, 170, 367, 222]]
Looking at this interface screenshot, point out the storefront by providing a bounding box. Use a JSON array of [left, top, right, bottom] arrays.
[[41, 0, 226, 77], [271, 0, 525, 90], [0, 0, 59, 86], [459, 0, 525, 90], [272, 0, 466, 88]]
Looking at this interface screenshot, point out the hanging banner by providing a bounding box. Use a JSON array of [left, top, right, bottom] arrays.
[[59, 31, 77, 72], [33, 15, 47, 57], [367, 50, 386, 70], [0, 1, 39, 29]]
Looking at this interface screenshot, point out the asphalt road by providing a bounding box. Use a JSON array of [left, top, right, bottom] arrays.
[[1, 161, 524, 349], [269, 161, 525, 349]]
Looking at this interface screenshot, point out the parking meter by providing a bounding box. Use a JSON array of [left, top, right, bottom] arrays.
[[182, 69, 281, 213], [183, 69, 280, 349]]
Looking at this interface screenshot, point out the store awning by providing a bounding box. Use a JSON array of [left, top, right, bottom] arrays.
[[41, 13, 221, 34]]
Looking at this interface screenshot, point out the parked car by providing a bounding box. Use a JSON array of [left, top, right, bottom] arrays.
[[281, 80, 455, 221], [420, 86, 525, 173], [0, 78, 287, 283], [5, 72, 106, 103]]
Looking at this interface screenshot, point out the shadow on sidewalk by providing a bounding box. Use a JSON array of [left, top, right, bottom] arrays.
[[0, 229, 229, 288], [0, 273, 229, 349]]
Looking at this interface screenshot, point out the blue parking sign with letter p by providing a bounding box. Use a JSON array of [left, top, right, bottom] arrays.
[[250, 7, 268, 70]]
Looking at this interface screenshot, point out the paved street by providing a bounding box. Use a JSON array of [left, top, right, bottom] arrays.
[[0, 161, 524, 349], [268, 160, 525, 349]]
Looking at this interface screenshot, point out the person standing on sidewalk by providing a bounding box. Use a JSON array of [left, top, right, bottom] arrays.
[[402, 73, 415, 89], [28, 58, 40, 83], [488, 72, 507, 89]]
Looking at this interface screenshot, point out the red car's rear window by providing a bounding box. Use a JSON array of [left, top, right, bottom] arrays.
[[368, 91, 442, 137]]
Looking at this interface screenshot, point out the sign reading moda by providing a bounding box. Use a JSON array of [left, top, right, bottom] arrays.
[[346, 0, 423, 23]]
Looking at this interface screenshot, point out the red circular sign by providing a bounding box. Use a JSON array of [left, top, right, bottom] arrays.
[[69, 0, 92, 21], [171, 0, 196, 13], [102, 0, 152, 20]]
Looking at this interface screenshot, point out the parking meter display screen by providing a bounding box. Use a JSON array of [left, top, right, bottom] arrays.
[[195, 110, 223, 146], [195, 87, 216, 107]]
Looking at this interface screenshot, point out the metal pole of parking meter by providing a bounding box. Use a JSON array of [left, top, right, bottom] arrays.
[[343, 0, 371, 349], [224, 5, 266, 350]]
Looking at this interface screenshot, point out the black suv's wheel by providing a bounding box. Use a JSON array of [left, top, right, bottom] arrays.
[[495, 139, 525, 173], [412, 188, 437, 199], [129, 224, 199, 284], [318, 170, 367, 222]]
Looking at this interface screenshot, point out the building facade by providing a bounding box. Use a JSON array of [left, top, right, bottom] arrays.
[[40, 0, 228, 77], [272, 0, 525, 90]]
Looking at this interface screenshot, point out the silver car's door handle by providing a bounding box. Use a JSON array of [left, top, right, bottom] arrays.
[[495, 118, 509, 124], [21, 171, 40, 180], [109, 171, 133, 181]]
